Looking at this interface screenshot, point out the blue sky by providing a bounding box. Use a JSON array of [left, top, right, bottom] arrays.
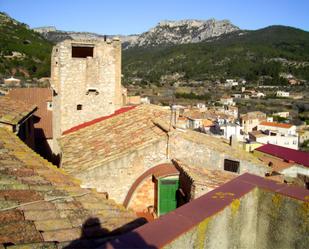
[[1, 0, 308, 35]]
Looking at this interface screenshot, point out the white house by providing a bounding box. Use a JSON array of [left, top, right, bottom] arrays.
[[276, 91, 290, 97], [219, 96, 235, 106], [218, 122, 243, 141], [258, 121, 297, 136], [252, 121, 299, 149]]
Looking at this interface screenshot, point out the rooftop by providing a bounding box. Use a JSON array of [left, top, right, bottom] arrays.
[[255, 143, 309, 167], [61, 104, 171, 174], [240, 111, 266, 121], [103, 173, 309, 249], [174, 159, 236, 189], [7, 88, 53, 138], [0, 128, 143, 247], [259, 121, 293, 129], [0, 96, 37, 126]]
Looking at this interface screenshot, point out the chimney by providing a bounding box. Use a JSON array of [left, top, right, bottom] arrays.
[[230, 135, 238, 148]]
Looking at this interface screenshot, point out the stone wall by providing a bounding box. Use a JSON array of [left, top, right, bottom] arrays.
[[160, 188, 308, 249], [51, 38, 122, 153], [75, 139, 169, 204], [170, 132, 267, 176], [256, 190, 309, 249], [128, 176, 155, 212]]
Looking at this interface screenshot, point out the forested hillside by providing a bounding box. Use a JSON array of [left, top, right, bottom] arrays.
[[123, 26, 309, 85], [0, 12, 52, 80]]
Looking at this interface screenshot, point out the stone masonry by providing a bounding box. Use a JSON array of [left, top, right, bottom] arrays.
[[51, 38, 122, 154]]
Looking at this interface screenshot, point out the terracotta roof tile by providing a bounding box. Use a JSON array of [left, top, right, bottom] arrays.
[[259, 121, 293, 129], [7, 88, 53, 138], [61, 104, 171, 174], [0, 96, 36, 125], [0, 128, 142, 246], [174, 159, 237, 190]]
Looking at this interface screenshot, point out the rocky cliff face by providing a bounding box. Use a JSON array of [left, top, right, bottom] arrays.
[[33, 19, 239, 48], [124, 19, 240, 48]]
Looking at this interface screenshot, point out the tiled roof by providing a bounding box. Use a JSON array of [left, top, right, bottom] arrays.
[[63, 106, 136, 135], [259, 121, 293, 129], [7, 88, 53, 138], [240, 111, 266, 121], [0, 96, 36, 125], [255, 143, 309, 167], [173, 159, 236, 189], [0, 128, 142, 247], [61, 105, 171, 174]]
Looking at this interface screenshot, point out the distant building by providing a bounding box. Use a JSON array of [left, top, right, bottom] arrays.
[[272, 111, 289, 118], [4, 76, 21, 86], [258, 121, 297, 136], [276, 91, 290, 97], [240, 111, 267, 134], [0, 96, 36, 149], [254, 144, 309, 188], [219, 96, 235, 106], [250, 130, 298, 150], [7, 88, 54, 162]]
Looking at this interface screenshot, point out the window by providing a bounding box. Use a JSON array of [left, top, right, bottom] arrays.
[[47, 101, 53, 110], [77, 104, 82, 110], [224, 159, 240, 173], [72, 46, 94, 58], [86, 88, 99, 95]]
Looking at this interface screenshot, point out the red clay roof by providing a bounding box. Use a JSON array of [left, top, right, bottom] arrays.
[[255, 144, 309, 167], [62, 106, 136, 135], [7, 88, 53, 138], [259, 121, 293, 129], [0, 96, 37, 125]]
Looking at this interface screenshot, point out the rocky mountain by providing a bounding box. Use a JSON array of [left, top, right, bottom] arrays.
[[33, 26, 107, 43], [124, 19, 239, 48], [34, 19, 239, 48], [122, 25, 309, 85]]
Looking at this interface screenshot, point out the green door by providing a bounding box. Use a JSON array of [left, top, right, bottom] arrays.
[[158, 178, 179, 216]]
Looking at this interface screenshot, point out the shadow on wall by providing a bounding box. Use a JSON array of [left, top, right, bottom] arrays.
[[63, 217, 156, 249], [34, 127, 60, 166]]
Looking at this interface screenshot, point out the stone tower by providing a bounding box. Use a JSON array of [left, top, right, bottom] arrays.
[[51, 38, 122, 154]]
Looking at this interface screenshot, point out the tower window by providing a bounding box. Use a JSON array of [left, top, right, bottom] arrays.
[[77, 104, 83, 110], [72, 46, 94, 58]]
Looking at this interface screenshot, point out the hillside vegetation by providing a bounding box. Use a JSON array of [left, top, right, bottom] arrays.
[[0, 12, 52, 80], [122, 26, 309, 85]]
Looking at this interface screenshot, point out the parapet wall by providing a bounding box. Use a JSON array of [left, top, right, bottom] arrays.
[[103, 173, 309, 249]]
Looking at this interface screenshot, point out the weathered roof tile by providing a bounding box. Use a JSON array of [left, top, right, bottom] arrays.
[[0, 127, 142, 246]]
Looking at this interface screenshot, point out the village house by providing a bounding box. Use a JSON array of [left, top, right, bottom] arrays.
[[254, 144, 309, 189], [3, 76, 21, 86], [240, 111, 267, 134], [276, 90, 290, 97], [59, 104, 268, 217], [7, 88, 55, 162], [0, 95, 37, 149], [219, 96, 235, 106], [251, 121, 299, 149]]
